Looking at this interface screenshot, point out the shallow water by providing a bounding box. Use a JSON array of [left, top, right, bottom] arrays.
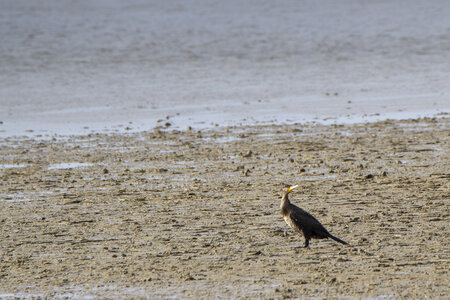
[[0, 0, 449, 137], [47, 162, 94, 170], [0, 163, 28, 169]]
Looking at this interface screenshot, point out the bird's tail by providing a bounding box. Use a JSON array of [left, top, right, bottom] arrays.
[[329, 234, 348, 245]]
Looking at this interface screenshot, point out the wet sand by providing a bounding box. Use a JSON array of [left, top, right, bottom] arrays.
[[0, 117, 449, 299]]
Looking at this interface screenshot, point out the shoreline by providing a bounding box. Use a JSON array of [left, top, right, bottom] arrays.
[[1, 104, 448, 139]]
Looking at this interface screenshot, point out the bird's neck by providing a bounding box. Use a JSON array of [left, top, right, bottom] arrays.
[[281, 193, 290, 210]]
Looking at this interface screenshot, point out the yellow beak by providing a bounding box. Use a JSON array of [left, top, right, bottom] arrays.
[[287, 185, 298, 192]]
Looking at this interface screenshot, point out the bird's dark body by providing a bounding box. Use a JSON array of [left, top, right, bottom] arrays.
[[280, 187, 347, 247]]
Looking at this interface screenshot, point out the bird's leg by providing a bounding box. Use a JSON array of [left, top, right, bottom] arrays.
[[293, 237, 310, 249], [304, 238, 310, 248], [283, 224, 289, 237]]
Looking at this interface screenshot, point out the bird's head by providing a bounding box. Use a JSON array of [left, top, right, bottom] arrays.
[[282, 184, 298, 195]]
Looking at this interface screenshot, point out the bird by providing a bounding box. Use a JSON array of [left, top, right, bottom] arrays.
[[280, 184, 347, 248]]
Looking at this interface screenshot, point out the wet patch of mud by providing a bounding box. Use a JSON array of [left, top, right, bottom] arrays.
[[0, 117, 449, 298]]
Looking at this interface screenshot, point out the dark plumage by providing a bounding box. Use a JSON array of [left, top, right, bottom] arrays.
[[280, 185, 347, 248]]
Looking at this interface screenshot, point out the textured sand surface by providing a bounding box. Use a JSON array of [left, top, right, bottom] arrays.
[[1, 117, 448, 298]]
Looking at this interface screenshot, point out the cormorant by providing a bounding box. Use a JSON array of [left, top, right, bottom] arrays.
[[280, 184, 347, 248]]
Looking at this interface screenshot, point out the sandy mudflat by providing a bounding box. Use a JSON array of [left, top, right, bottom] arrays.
[[0, 117, 449, 299]]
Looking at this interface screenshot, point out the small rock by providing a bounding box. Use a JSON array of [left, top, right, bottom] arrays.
[[185, 274, 195, 281], [243, 150, 253, 157], [235, 165, 245, 171]]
